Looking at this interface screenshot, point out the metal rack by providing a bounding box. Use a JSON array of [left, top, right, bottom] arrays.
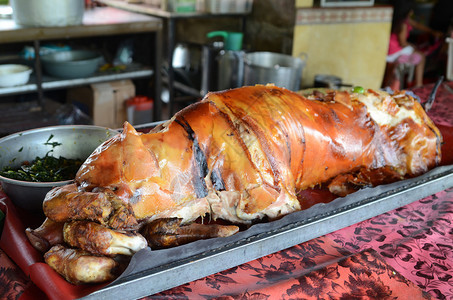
[[96, 0, 249, 118], [0, 6, 164, 121], [0, 64, 154, 96]]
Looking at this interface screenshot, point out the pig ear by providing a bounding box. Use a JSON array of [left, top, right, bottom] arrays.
[[121, 121, 138, 138], [120, 122, 160, 182]]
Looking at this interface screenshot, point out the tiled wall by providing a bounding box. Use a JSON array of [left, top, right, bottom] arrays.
[[172, 1, 392, 90], [292, 6, 393, 89]]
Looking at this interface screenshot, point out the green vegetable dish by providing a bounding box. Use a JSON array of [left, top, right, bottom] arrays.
[[0, 156, 83, 182]]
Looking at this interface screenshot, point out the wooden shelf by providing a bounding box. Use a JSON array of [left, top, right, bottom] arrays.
[[0, 6, 162, 43]]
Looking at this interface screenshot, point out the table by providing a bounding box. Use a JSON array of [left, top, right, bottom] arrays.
[[1, 82, 453, 299]]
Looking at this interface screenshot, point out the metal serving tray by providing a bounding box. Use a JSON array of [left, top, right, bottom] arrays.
[[81, 164, 453, 300]]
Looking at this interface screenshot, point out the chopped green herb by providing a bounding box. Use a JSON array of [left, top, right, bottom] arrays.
[[0, 156, 83, 182], [44, 134, 62, 148]]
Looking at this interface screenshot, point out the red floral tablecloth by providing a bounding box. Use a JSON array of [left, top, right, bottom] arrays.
[[1, 82, 452, 300], [149, 188, 452, 299]]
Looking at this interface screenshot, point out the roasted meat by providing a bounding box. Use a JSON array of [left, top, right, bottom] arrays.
[[63, 220, 147, 256], [44, 244, 121, 285], [28, 85, 441, 284]]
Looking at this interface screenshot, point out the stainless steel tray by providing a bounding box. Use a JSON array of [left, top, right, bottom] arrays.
[[81, 164, 453, 300]]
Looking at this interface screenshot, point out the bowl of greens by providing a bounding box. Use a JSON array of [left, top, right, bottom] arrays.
[[0, 125, 119, 210]]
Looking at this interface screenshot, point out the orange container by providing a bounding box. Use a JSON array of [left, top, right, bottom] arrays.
[[126, 96, 153, 125]]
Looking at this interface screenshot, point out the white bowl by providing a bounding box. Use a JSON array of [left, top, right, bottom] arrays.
[[0, 64, 32, 87]]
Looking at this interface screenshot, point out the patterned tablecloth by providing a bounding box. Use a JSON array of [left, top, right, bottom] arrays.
[[1, 82, 453, 300]]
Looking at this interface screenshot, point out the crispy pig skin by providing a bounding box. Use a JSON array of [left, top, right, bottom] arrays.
[[47, 85, 441, 226], [35, 85, 441, 284]]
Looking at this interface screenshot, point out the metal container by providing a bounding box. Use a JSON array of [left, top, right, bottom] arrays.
[[244, 52, 307, 91], [217, 50, 245, 91], [40, 50, 102, 79], [172, 43, 191, 69], [200, 41, 223, 95], [314, 74, 352, 89], [10, 0, 84, 27], [0, 125, 119, 210], [206, 30, 245, 92], [205, 0, 254, 13]]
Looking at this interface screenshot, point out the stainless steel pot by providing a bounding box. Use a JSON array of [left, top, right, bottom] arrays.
[[201, 41, 223, 95], [217, 50, 245, 91], [11, 0, 84, 27], [244, 52, 307, 91]]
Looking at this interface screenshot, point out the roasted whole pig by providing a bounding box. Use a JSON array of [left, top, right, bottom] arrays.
[[26, 85, 441, 284]]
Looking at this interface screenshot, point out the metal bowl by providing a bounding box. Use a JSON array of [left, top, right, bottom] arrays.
[[40, 50, 102, 79], [0, 125, 119, 210]]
